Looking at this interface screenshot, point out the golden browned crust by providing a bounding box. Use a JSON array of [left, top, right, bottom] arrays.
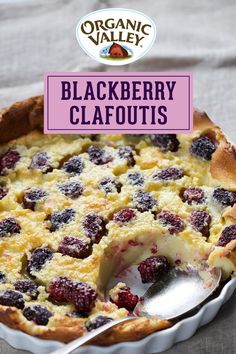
[[0, 98, 235, 345], [193, 109, 236, 189], [0, 304, 170, 344], [211, 142, 236, 189], [0, 96, 43, 144], [89, 317, 171, 346], [224, 204, 236, 223], [0, 305, 86, 343]]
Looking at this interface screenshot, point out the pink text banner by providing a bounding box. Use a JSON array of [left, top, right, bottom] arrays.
[[44, 72, 192, 134]]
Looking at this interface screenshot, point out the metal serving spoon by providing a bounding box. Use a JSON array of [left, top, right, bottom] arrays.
[[50, 265, 221, 354]]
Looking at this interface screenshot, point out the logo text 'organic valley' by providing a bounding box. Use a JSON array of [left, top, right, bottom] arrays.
[[76, 8, 156, 66]]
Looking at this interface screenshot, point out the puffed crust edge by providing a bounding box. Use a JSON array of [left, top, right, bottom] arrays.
[[0, 305, 171, 344], [0, 97, 235, 344]]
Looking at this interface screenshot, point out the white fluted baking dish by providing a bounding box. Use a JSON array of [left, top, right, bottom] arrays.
[[0, 277, 235, 354]]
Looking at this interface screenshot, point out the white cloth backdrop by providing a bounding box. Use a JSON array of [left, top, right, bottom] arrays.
[[0, 0, 235, 353]]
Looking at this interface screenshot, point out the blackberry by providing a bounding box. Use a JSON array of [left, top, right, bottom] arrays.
[[59, 181, 83, 198], [110, 286, 139, 312], [29, 152, 53, 173], [58, 236, 91, 259], [156, 210, 185, 234], [85, 315, 113, 331], [27, 247, 53, 274], [150, 134, 180, 152], [118, 146, 135, 166], [14, 279, 39, 299], [133, 191, 156, 212], [190, 136, 216, 160], [49, 277, 97, 313], [0, 217, 21, 237], [213, 188, 236, 207], [99, 177, 122, 194], [0, 290, 24, 309], [113, 208, 136, 224], [68, 281, 97, 313], [138, 255, 170, 283], [0, 271, 6, 284], [127, 172, 144, 186], [82, 214, 106, 244], [48, 276, 73, 302], [62, 156, 84, 175], [153, 167, 184, 181], [49, 208, 75, 232], [0, 149, 20, 175], [181, 187, 205, 205], [217, 225, 236, 247], [190, 210, 211, 237], [88, 146, 113, 165], [23, 188, 47, 210], [0, 186, 8, 200], [23, 305, 53, 326]]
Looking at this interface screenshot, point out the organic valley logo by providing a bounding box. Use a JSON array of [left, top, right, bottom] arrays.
[[76, 8, 156, 66]]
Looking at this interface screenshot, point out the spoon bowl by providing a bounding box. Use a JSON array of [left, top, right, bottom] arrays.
[[134, 265, 221, 320], [50, 264, 221, 354]]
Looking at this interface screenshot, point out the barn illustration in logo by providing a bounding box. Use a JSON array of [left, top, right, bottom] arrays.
[[100, 43, 133, 60], [109, 43, 128, 58]]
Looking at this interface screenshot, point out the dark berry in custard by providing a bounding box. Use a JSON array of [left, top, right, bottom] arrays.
[[128, 172, 144, 186], [0, 217, 21, 237], [110, 286, 139, 312], [88, 146, 113, 165], [48, 276, 73, 302], [156, 210, 185, 234], [59, 181, 83, 198], [181, 187, 205, 205], [23, 188, 47, 210], [49, 208, 75, 232], [14, 279, 39, 299], [138, 255, 170, 283], [29, 152, 53, 173], [190, 136, 216, 160], [0, 290, 24, 309], [49, 277, 97, 313], [190, 210, 211, 237], [153, 167, 184, 181], [217, 225, 236, 247], [0, 271, 6, 284], [82, 214, 106, 244], [27, 247, 53, 274], [23, 305, 53, 326], [113, 208, 136, 224], [213, 188, 236, 207], [0, 149, 20, 175], [99, 177, 122, 194], [58, 236, 91, 259], [69, 281, 97, 313], [118, 146, 135, 166], [150, 134, 180, 152], [62, 156, 84, 175], [85, 315, 113, 331], [133, 191, 156, 212], [0, 186, 8, 200]]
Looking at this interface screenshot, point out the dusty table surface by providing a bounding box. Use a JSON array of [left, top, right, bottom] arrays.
[[0, 0, 236, 353]]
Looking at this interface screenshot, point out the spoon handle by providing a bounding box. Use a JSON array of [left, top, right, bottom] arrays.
[[50, 317, 134, 354]]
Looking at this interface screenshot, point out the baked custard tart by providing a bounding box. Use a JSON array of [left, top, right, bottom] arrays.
[[0, 96, 235, 345]]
